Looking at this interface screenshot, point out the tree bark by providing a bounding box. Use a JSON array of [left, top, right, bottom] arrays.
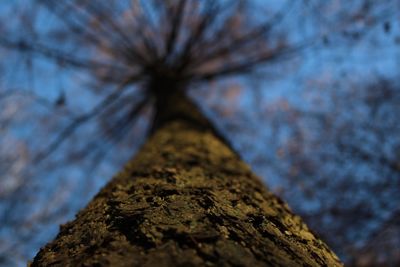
[[31, 91, 342, 266]]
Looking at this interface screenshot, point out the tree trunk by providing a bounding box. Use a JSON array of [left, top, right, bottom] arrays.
[[31, 90, 342, 267]]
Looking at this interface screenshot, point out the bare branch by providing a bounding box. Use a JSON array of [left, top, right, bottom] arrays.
[[33, 76, 141, 164]]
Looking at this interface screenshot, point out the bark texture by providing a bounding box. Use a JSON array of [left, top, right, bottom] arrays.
[[32, 93, 342, 267]]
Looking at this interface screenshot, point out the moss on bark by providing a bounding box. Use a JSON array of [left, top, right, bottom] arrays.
[[31, 94, 342, 267]]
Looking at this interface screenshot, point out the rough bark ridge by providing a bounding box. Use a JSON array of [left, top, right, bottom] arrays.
[[32, 93, 342, 266]]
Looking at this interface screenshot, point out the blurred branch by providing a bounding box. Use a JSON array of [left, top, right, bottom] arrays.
[[0, 90, 73, 116], [0, 36, 120, 70], [194, 42, 309, 81], [33, 76, 142, 164], [163, 0, 187, 60]]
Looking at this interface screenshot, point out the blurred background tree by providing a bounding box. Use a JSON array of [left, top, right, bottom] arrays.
[[0, 0, 399, 266]]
